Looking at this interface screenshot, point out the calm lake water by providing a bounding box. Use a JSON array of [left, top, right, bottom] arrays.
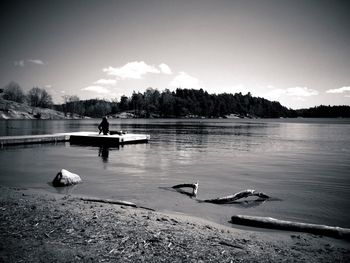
[[1, 118, 350, 228]]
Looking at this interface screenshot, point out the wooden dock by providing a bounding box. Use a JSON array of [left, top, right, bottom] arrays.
[[0, 133, 70, 147], [0, 132, 150, 147], [69, 132, 150, 145]]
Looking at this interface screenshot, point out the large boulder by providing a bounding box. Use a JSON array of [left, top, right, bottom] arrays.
[[52, 169, 82, 187]]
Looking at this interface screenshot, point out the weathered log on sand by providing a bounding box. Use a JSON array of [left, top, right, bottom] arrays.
[[172, 182, 199, 197], [80, 197, 155, 211], [81, 197, 137, 207], [52, 169, 82, 187], [204, 189, 269, 204], [231, 215, 350, 239]]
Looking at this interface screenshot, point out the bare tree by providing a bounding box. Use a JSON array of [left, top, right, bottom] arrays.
[[64, 95, 82, 117], [2, 81, 25, 103], [27, 87, 53, 108], [40, 89, 53, 108], [27, 87, 41, 107]]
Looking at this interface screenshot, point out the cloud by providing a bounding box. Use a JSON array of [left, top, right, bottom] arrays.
[[285, 87, 318, 97], [44, 84, 52, 89], [27, 59, 45, 65], [81, 85, 110, 94], [169, 71, 202, 89], [159, 63, 172, 74], [94, 79, 117, 85], [266, 87, 318, 100], [265, 89, 286, 100], [326, 86, 350, 94], [14, 60, 25, 67], [14, 59, 46, 67], [103, 61, 160, 79]]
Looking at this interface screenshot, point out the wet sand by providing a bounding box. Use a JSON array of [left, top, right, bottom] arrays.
[[0, 186, 349, 262]]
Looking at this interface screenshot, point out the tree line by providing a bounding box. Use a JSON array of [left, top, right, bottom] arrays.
[[296, 105, 350, 118], [123, 88, 296, 118], [53, 88, 350, 118], [54, 88, 295, 118], [1, 81, 53, 108], [55, 97, 113, 118], [2, 81, 350, 118]]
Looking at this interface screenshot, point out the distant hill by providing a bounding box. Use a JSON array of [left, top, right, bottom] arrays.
[[54, 89, 298, 118], [54, 89, 350, 119], [0, 97, 81, 119], [2, 88, 349, 119]]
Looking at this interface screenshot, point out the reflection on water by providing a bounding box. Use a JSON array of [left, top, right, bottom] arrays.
[[0, 118, 350, 228], [98, 146, 110, 162], [160, 186, 197, 199], [52, 184, 79, 195]]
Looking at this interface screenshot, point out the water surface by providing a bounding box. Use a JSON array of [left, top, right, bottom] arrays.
[[1, 118, 349, 228]]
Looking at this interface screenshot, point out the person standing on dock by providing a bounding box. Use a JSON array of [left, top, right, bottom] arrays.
[[98, 117, 109, 135]]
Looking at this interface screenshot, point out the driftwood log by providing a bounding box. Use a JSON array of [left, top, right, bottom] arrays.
[[81, 197, 137, 207], [231, 215, 350, 240], [204, 189, 269, 204], [81, 197, 155, 211], [172, 182, 199, 197], [52, 169, 82, 187]]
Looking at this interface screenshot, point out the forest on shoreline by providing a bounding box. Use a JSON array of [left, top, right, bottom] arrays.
[[1, 82, 350, 119], [53, 88, 350, 119]]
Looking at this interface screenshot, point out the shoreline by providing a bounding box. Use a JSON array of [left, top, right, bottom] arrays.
[[0, 186, 349, 262]]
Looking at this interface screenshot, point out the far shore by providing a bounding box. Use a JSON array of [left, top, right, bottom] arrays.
[[0, 186, 349, 262]]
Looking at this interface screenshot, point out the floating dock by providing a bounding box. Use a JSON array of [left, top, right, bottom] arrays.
[[69, 132, 150, 145], [0, 132, 150, 147], [0, 133, 70, 146]]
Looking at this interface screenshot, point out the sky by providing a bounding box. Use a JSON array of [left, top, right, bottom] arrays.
[[0, 0, 349, 109]]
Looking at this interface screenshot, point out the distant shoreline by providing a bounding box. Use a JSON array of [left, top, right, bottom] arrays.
[[2, 93, 350, 120]]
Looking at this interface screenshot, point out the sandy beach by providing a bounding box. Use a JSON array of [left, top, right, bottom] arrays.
[[0, 186, 349, 262]]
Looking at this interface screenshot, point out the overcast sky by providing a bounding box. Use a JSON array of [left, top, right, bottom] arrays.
[[0, 0, 349, 109]]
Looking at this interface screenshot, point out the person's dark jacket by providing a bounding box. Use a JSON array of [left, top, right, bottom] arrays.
[[98, 117, 109, 135]]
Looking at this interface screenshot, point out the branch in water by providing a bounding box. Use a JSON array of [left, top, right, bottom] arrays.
[[172, 182, 199, 197], [204, 189, 269, 204]]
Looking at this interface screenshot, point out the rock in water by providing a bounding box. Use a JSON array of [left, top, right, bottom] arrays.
[[52, 169, 82, 187]]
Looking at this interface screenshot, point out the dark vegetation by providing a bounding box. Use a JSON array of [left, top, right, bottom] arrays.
[[296, 105, 350, 118], [2, 82, 350, 118], [2, 81, 53, 108], [55, 97, 112, 118], [53, 88, 296, 118], [53, 88, 297, 118]]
